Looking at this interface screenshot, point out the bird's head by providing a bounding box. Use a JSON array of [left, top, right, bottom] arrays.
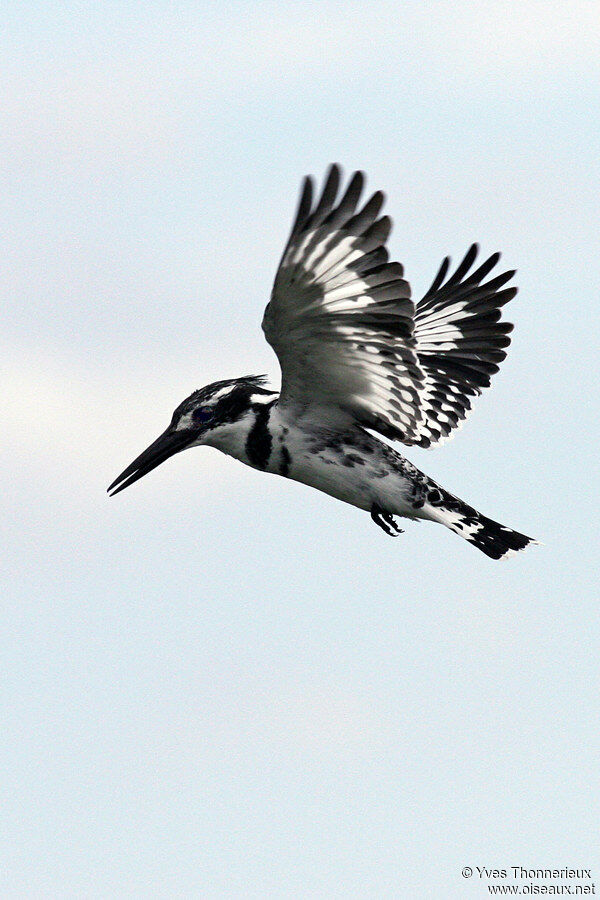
[[108, 375, 273, 496]]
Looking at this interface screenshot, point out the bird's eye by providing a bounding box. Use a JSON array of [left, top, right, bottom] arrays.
[[192, 408, 213, 424]]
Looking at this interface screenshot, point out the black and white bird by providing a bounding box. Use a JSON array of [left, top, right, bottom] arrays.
[[109, 165, 537, 559]]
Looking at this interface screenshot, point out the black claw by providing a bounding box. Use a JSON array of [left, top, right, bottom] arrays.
[[371, 504, 404, 537]]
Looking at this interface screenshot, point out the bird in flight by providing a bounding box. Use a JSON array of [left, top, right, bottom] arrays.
[[109, 165, 537, 559]]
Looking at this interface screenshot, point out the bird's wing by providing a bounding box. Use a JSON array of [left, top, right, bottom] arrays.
[[262, 165, 424, 443], [262, 166, 517, 447], [410, 244, 517, 446]]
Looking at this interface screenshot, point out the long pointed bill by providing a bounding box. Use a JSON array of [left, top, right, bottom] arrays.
[[108, 429, 195, 496]]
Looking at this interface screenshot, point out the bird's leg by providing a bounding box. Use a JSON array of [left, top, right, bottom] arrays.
[[370, 503, 404, 537]]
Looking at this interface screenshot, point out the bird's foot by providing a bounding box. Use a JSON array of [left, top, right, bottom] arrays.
[[371, 504, 404, 537]]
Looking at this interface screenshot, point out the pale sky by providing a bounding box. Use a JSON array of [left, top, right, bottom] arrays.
[[2, 2, 599, 897]]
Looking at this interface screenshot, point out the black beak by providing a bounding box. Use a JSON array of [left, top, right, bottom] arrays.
[[108, 428, 195, 496]]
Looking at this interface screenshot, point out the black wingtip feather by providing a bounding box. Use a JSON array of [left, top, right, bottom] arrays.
[[292, 176, 313, 235], [360, 215, 392, 251], [310, 165, 341, 225], [446, 243, 479, 287], [425, 256, 450, 297], [345, 190, 386, 235]]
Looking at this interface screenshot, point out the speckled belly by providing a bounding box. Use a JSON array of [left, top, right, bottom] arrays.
[[268, 425, 422, 515]]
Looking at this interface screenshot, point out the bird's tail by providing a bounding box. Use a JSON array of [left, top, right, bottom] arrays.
[[426, 490, 538, 560]]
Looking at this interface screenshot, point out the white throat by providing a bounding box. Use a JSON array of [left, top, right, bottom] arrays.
[[203, 410, 256, 460], [202, 390, 279, 465]]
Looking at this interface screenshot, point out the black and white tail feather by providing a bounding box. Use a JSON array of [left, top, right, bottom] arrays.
[[425, 489, 539, 560]]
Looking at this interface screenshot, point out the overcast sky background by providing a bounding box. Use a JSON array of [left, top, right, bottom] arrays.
[[3, 2, 599, 897]]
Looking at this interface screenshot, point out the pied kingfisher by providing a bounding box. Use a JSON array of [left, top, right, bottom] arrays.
[[109, 165, 538, 559]]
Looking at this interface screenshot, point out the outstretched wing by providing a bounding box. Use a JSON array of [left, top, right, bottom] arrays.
[[410, 244, 517, 446], [262, 165, 424, 443], [262, 165, 518, 447]]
